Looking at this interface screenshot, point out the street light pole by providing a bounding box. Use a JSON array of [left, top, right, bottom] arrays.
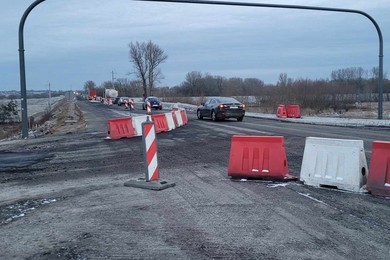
[[19, 0, 385, 140], [48, 82, 52, 111], [18, 0, 46, 138], [137, 0, 384, 119]]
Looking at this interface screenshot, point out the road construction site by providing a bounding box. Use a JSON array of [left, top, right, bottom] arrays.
[[0, 100, 389, 259]]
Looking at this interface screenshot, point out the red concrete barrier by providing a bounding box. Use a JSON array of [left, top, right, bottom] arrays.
[[107, 117, 135, 140], [228, 136, 296, 180], [287, 105, 301, 118], [367, 141, 390, 197], [276, 104, 287, 118], [151, 114, 169, 133]]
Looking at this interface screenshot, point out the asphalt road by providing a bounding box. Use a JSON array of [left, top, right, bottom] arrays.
[[0, 100, 389, 259]]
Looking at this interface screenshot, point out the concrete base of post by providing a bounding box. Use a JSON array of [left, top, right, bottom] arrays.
[[124, 178, 176, 191]]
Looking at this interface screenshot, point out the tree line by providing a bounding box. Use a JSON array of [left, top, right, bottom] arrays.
[[83, 40, 389, 112]]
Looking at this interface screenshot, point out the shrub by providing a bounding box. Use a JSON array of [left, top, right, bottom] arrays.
[[0, 99, 19, 123]]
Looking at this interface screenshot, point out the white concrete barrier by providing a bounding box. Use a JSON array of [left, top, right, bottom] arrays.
[[165, 112, 176, 131], [300, 137, 368, 192], [132, 115, 149, 136], [174, 110, 184, 127]]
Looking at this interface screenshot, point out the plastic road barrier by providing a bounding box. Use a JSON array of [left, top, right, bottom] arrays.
[[300, 137, 368, 192], [173, 110, 184, 127], [228, 136, 296, 180], [367, 141, 390, 197], [106, 117, 135, 140], [132, 115, 149, 136], [276, 104, 287, 118], [165, 112, 176, 131], [151, 114, 169, 133], [180, 109, 188, 125], [287, 105, 301, 118]]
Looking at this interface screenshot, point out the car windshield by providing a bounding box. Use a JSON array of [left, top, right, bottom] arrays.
[[216, 97, 240, 104], [148, 97, 159, 101]]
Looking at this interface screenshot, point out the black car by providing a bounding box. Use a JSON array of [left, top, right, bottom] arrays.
[[113, 97, 121, 104], [117, 97, 130, 106], [143, 96, 162, 110], [197, 97, 245, 121]]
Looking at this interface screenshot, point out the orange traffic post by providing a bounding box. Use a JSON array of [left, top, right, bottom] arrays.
[[106, 117, 136, 140], [367, 141, 390, 197], [228, 136, 296, 180]]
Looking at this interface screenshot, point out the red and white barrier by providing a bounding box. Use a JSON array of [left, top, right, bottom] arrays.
[[165, 112, 176, 131], [106, 110, 188, 140], [132, 115, 149, 136], [173, 110, 184, 127]]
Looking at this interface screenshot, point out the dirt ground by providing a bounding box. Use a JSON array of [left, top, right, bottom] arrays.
[[0, 100, 85, 140]]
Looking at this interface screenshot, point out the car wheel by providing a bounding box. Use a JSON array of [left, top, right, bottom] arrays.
[[237, 116, 244, 122], [197, 110, 203, 120], [142, 105, 145, 110], [211, 110, 217, 121]]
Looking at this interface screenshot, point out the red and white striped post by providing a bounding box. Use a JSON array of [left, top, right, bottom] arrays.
[[130, 98, 134, 110], [142, 118, 159, 181], [146, 100, 152, 114], [124, 116, 175, 190]]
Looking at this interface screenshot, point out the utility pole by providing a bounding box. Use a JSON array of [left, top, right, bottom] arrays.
[[48, 82, 51, 111], [111, 70, 116, 89]]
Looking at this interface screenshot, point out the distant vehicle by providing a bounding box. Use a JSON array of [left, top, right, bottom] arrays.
[[143, 96, 162, 110], [113, 97, 121, 104], [88, 89, 97, 100], [197, 97, 245, 121], [105, 89, 118, 104], [117, 97, 130, 106]]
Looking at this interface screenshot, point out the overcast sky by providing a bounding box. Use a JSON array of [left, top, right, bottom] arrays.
[[1, 0, 389, 91]]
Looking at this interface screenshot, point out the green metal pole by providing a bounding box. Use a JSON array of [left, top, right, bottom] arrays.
[[18, 0, 46, 138]]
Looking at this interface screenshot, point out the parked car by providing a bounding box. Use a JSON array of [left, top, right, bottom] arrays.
[[117, 97, 130, 106], [197, 97, 245, 121], [143, 96, 162, 110]]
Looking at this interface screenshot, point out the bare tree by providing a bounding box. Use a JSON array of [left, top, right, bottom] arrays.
[[146, 41, 168, 96], [129, 41, 167, 99], [129, 42, 148, 99]]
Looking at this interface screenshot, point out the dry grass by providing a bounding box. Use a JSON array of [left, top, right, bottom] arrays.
[[246, 101, 390, 119], [0, 123, 20, 140]]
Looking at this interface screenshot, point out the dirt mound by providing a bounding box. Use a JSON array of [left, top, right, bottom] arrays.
[[32, 101, 86, 136], [0, 101, 85, 140]]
